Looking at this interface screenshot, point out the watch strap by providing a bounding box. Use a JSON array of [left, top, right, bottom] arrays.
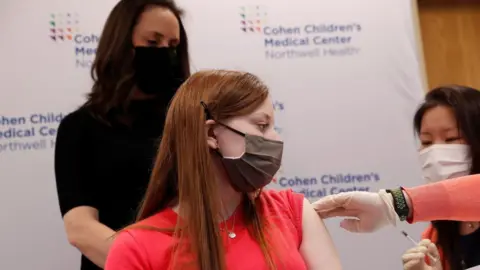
[[386, 187, 409, 221]]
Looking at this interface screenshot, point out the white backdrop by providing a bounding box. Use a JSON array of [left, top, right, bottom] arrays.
[[0, 0, 427, 269]]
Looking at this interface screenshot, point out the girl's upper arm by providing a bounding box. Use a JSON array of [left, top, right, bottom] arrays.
[[300, 198, 342, 270]]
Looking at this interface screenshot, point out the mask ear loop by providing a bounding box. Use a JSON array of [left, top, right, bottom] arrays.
[[200, 101, 245, 137], [200, 101, 213, 120], [201, 101, 222, 154]]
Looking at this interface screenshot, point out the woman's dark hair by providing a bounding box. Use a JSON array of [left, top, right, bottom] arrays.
[[84, 0, 190, 122], [413, 85, 480, 269]]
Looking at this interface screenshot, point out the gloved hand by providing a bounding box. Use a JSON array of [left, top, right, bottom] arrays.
[[312, 190, 397, 232], [402, 239, 442, 270]]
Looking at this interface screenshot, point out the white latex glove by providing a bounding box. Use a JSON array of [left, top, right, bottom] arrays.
[[312, 190, 397, 232], [402, 239, 442, 270]]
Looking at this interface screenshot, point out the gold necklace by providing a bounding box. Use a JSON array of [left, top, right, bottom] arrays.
[[220, 209, 237, 239], [226, 213, 236, 239]]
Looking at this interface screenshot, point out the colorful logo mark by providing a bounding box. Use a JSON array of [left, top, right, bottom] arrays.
[[49, 13, 80, 42], [239, 6, 267, 33]]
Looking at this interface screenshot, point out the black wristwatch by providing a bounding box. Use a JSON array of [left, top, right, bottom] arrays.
[[386, 188, 410, 221]]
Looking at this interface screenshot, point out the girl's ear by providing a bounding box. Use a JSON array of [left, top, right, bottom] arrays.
[[205, 119, 218, 150]]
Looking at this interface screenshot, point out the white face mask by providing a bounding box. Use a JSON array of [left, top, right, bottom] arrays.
[[419, 144, 471, 183]]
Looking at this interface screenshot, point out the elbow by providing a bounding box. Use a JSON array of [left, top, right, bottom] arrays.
[[62, 206, 100, 249], [65, 220, 90, 249], [66, 225, 84, 248]]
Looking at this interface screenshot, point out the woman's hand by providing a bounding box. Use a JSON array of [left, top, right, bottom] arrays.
[[402, 239, 442, 270], [312, 190, 397, 232]]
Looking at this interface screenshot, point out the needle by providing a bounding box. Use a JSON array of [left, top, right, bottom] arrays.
[[401, 230, 437, 263]]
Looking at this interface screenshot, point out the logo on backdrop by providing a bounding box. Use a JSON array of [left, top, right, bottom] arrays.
[[272, 172, 381, 199], [0, 113, 65, 154], [48, 12, 99, 68], [49, 13, 80, 42], [239, 5, 267, 34], [238, 5, 362, 60]]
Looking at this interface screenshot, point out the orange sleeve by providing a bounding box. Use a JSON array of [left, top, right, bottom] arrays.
[[404, 174, 480, 223], [105, 231, 150, 270]]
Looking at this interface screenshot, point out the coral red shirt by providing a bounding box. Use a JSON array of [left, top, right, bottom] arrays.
[[405, 174, 480, 223], [105, 190, 307, 270], [404, 175, 480, 270]]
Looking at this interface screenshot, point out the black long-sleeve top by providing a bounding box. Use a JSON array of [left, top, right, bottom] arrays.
[[54, 99, 164, 270]]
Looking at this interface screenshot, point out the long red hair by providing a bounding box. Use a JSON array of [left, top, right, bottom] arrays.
[[135, 70, 277, 270]]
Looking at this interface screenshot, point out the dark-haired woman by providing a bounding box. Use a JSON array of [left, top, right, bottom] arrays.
[[54, 1, 189, 270], [401, 85, 480, 270], [313, 86, 480, 270]]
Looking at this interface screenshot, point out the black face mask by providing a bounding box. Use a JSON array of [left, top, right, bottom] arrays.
[[200, 102, 283, 193], [216, 123, 283, 193], [133, 46, 184, 97]]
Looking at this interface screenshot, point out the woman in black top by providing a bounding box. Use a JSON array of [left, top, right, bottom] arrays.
[[54, 1, 189, 270]]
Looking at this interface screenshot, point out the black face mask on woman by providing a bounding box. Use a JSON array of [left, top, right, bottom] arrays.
[[133, 46, 184, 97]]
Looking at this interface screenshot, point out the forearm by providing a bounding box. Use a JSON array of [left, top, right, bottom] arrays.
[[69, 220, 116, 268], [402, 174, 480, 223]]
